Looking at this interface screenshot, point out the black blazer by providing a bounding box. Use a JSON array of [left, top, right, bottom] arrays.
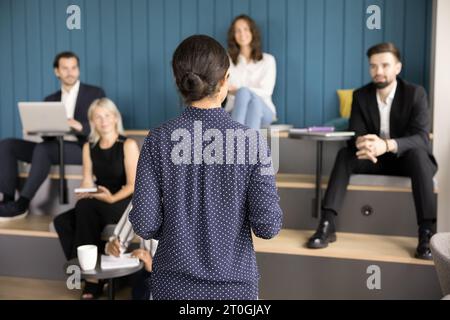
[[348, 77, 435, 162], [44, 83, 106, 145]]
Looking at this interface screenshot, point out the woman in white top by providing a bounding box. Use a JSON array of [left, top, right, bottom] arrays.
[[225, 15, 277, 129]]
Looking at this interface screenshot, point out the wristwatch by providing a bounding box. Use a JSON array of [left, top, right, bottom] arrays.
[[384, 139, 390, 153]]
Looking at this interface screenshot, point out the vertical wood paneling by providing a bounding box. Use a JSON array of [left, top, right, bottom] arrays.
[[181, 0, 198, 40], [69, 0, 85, 84], [40, 0, 57, 97], [214, 0, 232, 46], [268, 0, 287, 124], [423, 0, 432, 93], [148, 0, 165, 128], [198, 0, 214, 36], [116, 0, 133, 127], [132, 0, 150, 129], [304, 0, 325, 125], [384, 0, 405, 55], [404, 0, 427, 86], [25, 0, 42, 101], [0, 0, 434, 138], [363, 0, 384, 85], [250, 0, 268, 56], [85, 0, 102, 87], [11, 0, 28, 137], [286, 0, 305, 128], [54, 0, 70, 55], [164, 0, 181, 119], [324, 0, 345, 122], [232, 0, 250, 17], [100, 0, 117, 103], [343, 0, 364, 90], [0, 0, 14, 137]]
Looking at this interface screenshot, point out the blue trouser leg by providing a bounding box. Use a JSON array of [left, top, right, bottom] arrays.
[[231, 87, 274, 129]]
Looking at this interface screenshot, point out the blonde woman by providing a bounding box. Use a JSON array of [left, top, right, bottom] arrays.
[[54, 98, 140, 299]]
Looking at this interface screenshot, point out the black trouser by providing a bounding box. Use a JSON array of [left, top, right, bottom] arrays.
[[0, 138, 82, 200], [131, 269, 152, 300], [54, 197, 131, 260], [322, 147, 438, 226]]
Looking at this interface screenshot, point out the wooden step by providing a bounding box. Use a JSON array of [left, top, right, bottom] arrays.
[[0, 276, 79, 300], [0, 215, 136, 243], [15, 173, 427, 236], [0, 215, 431, 266], [1, 218, 440, 299], [253, 229, 432, 266], [0, 276, 131, 300], [0, 215, 55, 238], [276, 173, 438, 193], [18, 172, 425, 194]]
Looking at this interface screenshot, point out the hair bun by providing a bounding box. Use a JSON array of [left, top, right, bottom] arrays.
[[180, 71, 206, 101], [181, 72, 203, 89]]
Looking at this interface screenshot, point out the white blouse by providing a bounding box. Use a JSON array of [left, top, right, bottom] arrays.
[[225, 52, 277, 116]]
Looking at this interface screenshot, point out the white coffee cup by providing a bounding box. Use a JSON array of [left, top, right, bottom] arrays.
[[77, 245, 98, 271]]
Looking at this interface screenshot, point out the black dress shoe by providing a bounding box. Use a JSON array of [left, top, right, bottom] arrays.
[[415, 229, 434, 260], [307, 219, 336, 249]]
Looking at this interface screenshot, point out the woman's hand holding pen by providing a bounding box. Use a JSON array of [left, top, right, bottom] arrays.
[[105, 238, 122, 257], [106, 237, 153, 272]]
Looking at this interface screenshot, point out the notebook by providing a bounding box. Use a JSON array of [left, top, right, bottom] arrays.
[[289, 128, 355, 137], [100, 253, 140, 270]]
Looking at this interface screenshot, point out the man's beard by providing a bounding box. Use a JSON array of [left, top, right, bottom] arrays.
[[63, 77, 77, 86], [373, 79, 392, 89]]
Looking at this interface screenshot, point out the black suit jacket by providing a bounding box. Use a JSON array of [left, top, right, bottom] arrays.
[[348, 77, 435, 162], [44, 83, 106, 145]]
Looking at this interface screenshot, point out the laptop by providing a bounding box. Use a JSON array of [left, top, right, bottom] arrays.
[[18, 102, 71, 135]]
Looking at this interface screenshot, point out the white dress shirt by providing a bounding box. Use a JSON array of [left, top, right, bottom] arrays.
[[376, 81, 398, 152], [61, 80, 80, 141], [61, 80, 80, 119], [225, 53, 277, 116]]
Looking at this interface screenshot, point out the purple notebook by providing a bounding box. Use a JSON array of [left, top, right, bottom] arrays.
[[307, 126, 335, 132]]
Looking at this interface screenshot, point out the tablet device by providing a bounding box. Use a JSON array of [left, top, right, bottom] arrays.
[[74, 187, 99, 194]]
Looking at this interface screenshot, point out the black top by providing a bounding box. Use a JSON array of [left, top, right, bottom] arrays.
[[45, 83, 106, 146], [90, 135, 127, 194]]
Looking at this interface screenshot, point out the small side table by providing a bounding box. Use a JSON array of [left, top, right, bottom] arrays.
[[64, 258, 144, 300], [288, 131, 354, 218]]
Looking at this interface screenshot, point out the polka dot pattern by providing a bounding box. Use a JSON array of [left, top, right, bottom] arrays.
[[129, 106, 282, 300]]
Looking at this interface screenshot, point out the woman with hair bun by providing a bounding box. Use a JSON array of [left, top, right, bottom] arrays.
[[129, 35, 282, 300]]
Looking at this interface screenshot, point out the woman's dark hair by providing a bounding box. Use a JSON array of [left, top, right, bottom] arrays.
[[172, 35, 230, 104], [227, 15, 263, 65], [53, 51, 80, 68], [367, 42, 401, 62]]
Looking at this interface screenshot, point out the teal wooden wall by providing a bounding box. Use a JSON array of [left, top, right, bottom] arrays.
[[0, 0, 432, 137]]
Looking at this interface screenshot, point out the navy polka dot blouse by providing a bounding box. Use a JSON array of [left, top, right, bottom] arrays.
[[129, 106, 282, 300]]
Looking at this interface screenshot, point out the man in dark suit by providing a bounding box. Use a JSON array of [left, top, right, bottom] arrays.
[[0, 51, 105, 220], [306, 43, 437, 260]]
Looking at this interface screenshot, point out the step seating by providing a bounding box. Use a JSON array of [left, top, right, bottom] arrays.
[[1, 129, 440, 299], [277, 173, 437, 237], [0, 217, 440, 299]]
